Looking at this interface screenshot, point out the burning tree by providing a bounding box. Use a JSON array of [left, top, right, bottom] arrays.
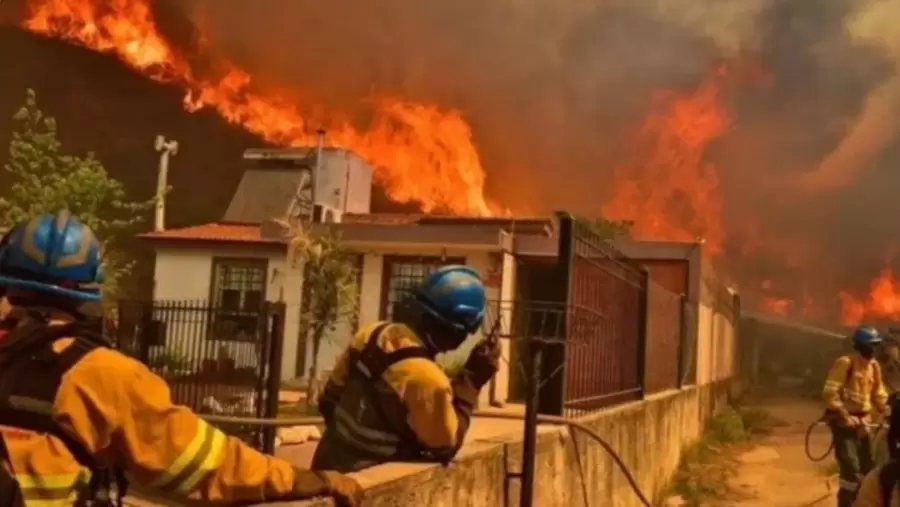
[[580, 216, 633, 239], [0, 89, 155, 304], [283, 221, 360, 406]]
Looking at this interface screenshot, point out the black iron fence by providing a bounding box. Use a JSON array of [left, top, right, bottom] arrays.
[[525, 212, 696, 418], [108, 299, 285, 452]]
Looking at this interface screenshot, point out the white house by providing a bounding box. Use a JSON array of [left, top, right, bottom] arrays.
[[137, 146, 737, 409]]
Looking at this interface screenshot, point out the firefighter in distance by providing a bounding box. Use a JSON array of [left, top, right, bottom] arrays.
[[823, 325, 890, 507], [0, 211, 363, 507]]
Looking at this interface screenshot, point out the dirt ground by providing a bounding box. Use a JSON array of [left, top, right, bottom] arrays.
[[725, 397, 837, 507]]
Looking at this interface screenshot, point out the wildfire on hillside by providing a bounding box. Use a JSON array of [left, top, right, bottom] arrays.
[[23, 0, 496, 216], [20, 0, 735, 248], [16, 0, 900, 327]]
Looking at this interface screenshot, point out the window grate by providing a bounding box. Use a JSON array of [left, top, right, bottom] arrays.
[[210, 259, 268, 342], [380, 256, 465, 319]]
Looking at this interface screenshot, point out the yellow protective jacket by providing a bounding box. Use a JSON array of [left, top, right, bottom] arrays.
[[823, 353, 889, 419], [856, 465, 899, 506], [1, 333, 309, 506], [312, 321, 480, 472]]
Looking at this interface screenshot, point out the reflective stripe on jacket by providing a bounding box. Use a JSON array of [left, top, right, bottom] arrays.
[[823, 354, 889, 416], [2, 427, 90, 507], [6, 332, 305, 504], [315, 321, 480, 471]]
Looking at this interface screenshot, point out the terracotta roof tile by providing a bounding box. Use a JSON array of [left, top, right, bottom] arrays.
[[138, 223, 280, 243], [341, 213, 423, 225], [341, 213, 552, 227]]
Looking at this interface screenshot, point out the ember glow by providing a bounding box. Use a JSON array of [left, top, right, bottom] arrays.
[[839, 268, 900, 326], [760, 296, 791, 316], [23, 0, 494, 216]]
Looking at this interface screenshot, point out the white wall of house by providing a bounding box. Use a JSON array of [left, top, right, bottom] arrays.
[[151, 244, 305, 380], [151, 242, 508, 404], [694, 262, 737, 386]]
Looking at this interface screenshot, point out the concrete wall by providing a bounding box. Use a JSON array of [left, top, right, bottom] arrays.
[[695, 257, 737, 386], [261, 380, 732, 507]]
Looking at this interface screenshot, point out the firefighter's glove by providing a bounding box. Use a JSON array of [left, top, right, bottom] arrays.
[[291, 469, 364, 507], [463, 339, 501, 389]]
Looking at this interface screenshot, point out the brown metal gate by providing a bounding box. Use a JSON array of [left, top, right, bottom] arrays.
[[541, 212, 648, 417]]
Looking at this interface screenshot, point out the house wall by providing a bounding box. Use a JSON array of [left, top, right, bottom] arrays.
[[695, 257, 737, 386], [151, 244, 304, 379], [152, 243, 506, 398]]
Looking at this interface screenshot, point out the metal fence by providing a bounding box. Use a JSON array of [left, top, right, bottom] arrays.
[[108, 299, 285, 452], [527, 212, 693, 418], [551, 213, 646, 416]]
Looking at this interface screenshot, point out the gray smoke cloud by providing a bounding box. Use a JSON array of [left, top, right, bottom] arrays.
[[801, 0, 900, 190]]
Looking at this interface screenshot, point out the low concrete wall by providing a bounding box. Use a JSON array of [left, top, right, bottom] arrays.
[[262, 380, 732, 507]]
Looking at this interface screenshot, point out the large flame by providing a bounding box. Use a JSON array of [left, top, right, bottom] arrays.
[[22, 0, 797, 318], [839, 267, 900, 326], [22, 0, 494, 215], [602, 67, 730, 255]]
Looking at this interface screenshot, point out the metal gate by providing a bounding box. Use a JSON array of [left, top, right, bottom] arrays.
[[541, 212, 648, 417], [110, 300, 285, 452]]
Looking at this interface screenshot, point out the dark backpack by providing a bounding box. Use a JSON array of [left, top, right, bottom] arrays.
[[0, 318, 127, 507]]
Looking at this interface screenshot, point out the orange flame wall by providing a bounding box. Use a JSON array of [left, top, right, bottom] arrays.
[[24, 0, 496, 216], [20, 0, 734, 248], [15, 0, 896, 327]]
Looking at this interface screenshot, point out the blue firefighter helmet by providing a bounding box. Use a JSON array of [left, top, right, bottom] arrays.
[[852, 325, 882, 346], [413, 265, 485, 334], [0, 211, 104, 302]]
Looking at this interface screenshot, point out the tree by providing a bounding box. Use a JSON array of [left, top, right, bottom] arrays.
[[580, 216, 633, 239], [0, 89, 156, 304], [282, 221, 360, 407]]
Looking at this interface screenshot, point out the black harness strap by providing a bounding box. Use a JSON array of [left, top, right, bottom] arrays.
[[880, 462, 900, 506], [352, 323, 432, 456], [0, 320, 126, 507]]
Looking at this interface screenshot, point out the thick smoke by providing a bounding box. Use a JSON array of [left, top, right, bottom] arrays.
[[154, 0, 900, 323], [7, 0, 891, 323], [161, 0, 749, 214], [802, 0, 900, 191]]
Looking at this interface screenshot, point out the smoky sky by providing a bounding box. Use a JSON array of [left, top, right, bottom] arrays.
[[154, 0, 900, 320]]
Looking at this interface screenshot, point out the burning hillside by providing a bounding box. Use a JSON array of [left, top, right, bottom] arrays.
[[19, 0, 495, 216], [6, 0, 900, 327]]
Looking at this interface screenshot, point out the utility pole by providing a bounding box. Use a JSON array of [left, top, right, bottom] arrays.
[[154, 135, 178, 232]]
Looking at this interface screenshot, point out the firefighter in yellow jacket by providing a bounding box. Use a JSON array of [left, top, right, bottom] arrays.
[[0, 211, 363, 506], [311, 265, 500, 472], [824, 325, 890, 507]]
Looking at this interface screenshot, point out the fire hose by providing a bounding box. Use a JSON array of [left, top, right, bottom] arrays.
[[203, 411, 654, 507], [804, 416, 833, 462], [804, 416, 889, 463]]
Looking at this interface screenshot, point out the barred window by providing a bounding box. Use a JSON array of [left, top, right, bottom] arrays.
[[210, 259, 268, 341], [380, 256, 465, 319]]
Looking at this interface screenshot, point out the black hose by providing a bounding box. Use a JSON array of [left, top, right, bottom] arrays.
[[804, 418, 833, 462], [203, 411, 654, 507]]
